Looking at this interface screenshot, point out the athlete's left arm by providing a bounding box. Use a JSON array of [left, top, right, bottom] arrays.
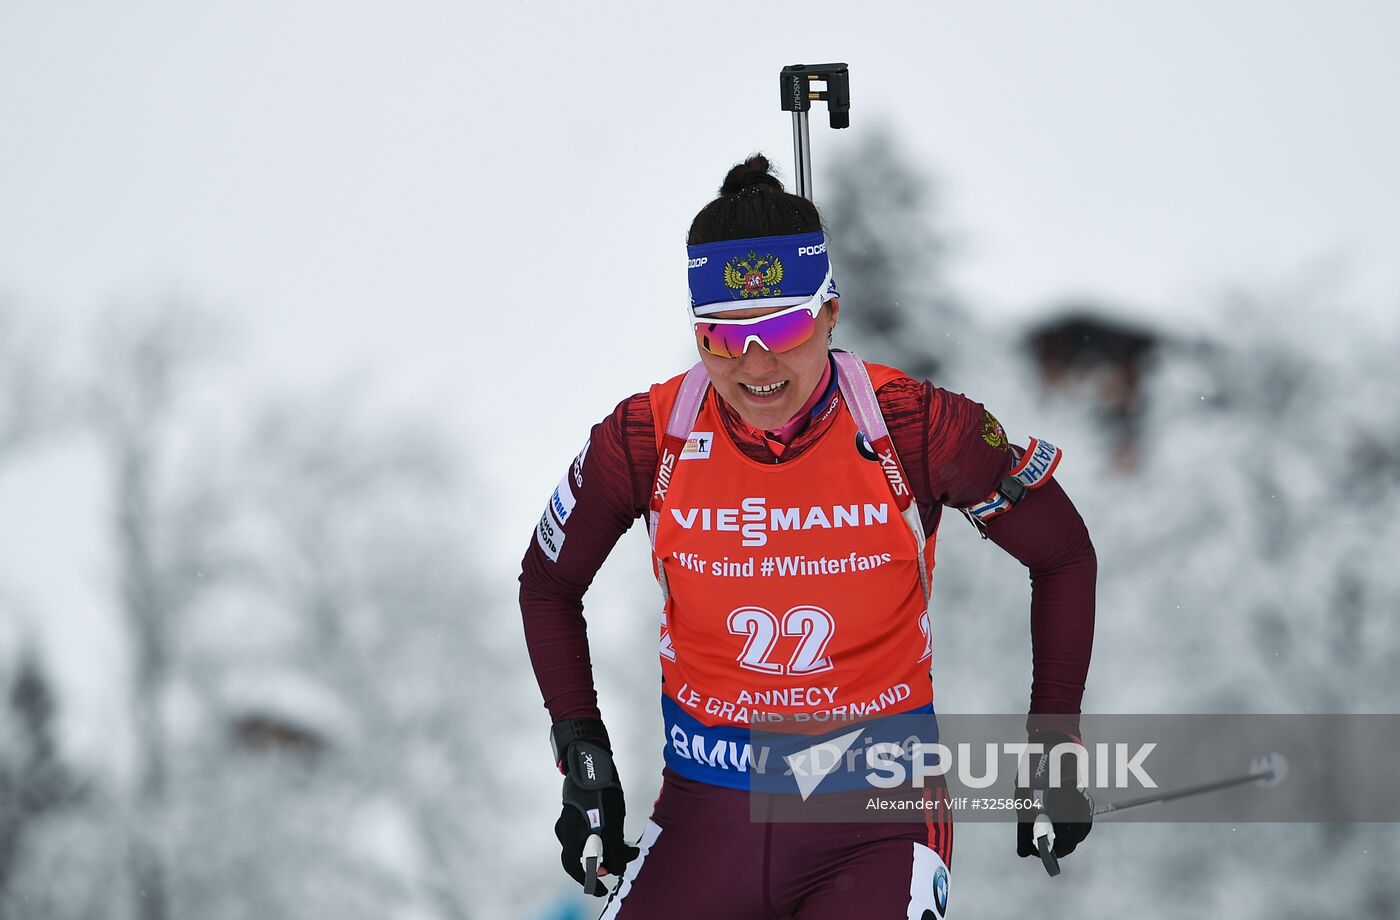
[[883, 379, 1097, 739], [980, 479, 1097, 739]]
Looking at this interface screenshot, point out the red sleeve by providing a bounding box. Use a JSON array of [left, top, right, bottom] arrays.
[[984, 479, 1097, 738], [518, 393, 656, 724], [879, 378, 1013, 532], [880, 377, 1096, 738]]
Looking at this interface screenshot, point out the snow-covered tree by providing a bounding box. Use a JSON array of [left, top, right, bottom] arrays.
[[0, 300, 545, 919], [820, 124, 969, 381]]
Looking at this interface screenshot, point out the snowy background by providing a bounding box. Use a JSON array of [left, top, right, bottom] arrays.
[[2, 2, 1399, 918]]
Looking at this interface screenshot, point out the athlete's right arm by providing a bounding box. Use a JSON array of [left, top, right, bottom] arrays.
[[519, 394, 656, 723]]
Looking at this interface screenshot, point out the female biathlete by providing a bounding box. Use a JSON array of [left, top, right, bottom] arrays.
[[520, 156, 1097, 919]]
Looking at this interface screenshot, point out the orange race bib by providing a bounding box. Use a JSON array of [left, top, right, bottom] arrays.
[[647, 357, 937, 787]]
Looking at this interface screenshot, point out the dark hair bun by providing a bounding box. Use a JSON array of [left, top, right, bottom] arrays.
[[720, 155, 784, 196], [687, 152, 820, 245]]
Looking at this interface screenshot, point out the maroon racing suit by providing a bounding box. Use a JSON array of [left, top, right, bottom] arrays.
[[598, 768, 957, 920], [520, 358, 1097, 918]]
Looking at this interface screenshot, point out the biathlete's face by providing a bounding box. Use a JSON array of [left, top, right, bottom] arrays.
[[696, 298, 839, 432]]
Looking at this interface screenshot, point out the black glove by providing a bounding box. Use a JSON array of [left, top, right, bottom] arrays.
[[1015, 731, 1094, 861], [551, 719, 640, 897]]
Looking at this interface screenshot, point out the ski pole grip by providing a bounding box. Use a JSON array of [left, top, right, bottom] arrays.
[[581, 833, 604, 895], [1034, 814, 1060, 877]]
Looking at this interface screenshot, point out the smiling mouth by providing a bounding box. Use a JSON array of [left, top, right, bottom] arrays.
[[741, 380, 788, 397]]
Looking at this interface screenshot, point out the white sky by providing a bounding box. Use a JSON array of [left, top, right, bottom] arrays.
[[2, 1, 1399, 764]]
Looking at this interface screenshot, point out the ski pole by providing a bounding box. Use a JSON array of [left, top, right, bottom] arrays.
[[778, 63, 851, 201], [1037, 752, 1288, 877], [1092, 751, 1289, 817]]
